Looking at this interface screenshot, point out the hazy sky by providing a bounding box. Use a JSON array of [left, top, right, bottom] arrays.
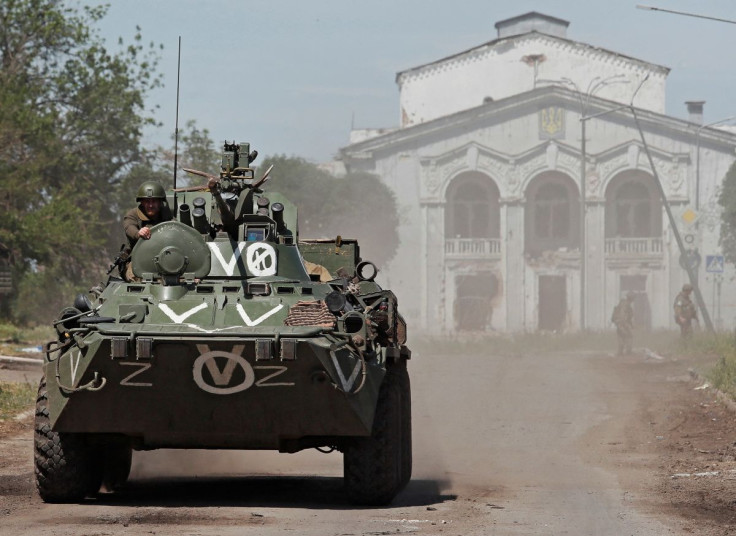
[[91, 1, 736, 163]]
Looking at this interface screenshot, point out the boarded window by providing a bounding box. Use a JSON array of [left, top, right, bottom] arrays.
[[454, 273, 498, 331]]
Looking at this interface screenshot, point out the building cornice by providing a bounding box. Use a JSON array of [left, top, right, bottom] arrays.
[[395, 31, 670, 86], [339, 86, 736, 163]]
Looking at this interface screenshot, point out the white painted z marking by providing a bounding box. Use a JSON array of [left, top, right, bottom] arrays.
[[235, 303, 284, 326], [254, 366, 294, 387], [159, 302, 208, 324], [119, 362, 153, 387], [208, 242, 247, 276], [330, 351, 362, 392]]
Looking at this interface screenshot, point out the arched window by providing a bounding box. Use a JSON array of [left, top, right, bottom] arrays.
[[445, 174, 500, 239], [605, 173, 661, 238], [525, 172, 579, 255], [534, 183, 571, 239]]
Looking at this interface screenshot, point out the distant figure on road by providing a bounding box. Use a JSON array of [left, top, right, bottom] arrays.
[[611, 292, 635, 355], [674, 283, 698, 338]]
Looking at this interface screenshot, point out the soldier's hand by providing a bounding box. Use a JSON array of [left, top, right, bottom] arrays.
[[137, 227, 151, 240]]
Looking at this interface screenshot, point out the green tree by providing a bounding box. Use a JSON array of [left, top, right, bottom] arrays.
[[719, 161, 736, 264], [256, 156, 400, 267], [0, 0, 162, 323]]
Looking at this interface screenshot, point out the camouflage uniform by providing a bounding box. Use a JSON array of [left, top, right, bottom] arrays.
[[674, 284, 697, 338], [123, 206, 172, 250], [122, 181, 172, 281], [611, 293, 634, 355]]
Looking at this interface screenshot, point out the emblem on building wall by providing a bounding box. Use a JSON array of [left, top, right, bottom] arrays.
[[539, 106, 565, 139]]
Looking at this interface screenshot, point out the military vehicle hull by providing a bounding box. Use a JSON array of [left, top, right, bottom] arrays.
[[35, 141, 411, 506], [44, 327, 384, 451]]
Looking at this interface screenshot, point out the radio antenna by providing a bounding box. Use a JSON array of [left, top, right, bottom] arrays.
[[173, 36, 182, 196]]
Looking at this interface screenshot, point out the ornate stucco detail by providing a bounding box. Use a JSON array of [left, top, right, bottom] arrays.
[[586, 166, 602, 198], [466, 145, 479, 170], [627, 144, 640, 169], [663, 158, 687, 197], [546, 142, 559, 169], [518, 147, 579, 193], [597, 145, 691, 199], [419, 143, 513, 202], [424, 161, 441, 196], [477, 153, 510, 189]]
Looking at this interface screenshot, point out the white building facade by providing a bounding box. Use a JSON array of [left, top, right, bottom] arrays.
[[340, 12, 736, 332]]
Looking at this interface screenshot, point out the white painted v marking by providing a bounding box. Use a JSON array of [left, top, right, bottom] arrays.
[[70, 349, 81, 383], [159, 303, 209, 324], [235, 303, 284, 326], [330, 351, 362, 392], [208, 242, 247, 276]]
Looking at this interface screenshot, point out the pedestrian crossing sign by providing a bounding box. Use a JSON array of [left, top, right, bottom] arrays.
[[706, 255, 724, 273]]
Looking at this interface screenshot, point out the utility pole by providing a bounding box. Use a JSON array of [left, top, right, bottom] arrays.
[[557, 75, 628, 331], [630, 107, 715, 333]]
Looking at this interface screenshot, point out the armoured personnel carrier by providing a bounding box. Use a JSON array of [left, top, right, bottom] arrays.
[[35, 142, 411, 505]]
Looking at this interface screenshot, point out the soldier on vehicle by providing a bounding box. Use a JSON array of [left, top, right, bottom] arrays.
[[121, 181, 172, 280], [611, 291, 635, 355], [673, 283, 698, 338]]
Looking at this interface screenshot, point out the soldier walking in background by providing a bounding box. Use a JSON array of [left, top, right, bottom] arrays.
[[674, 283, 698, 338], [611, 291, 635, 356]]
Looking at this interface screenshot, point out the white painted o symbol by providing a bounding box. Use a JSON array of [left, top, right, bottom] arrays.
[[246, 242, 277, 276], [193, 351, 255, 395]]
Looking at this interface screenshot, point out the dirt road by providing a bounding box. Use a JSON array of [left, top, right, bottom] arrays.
[[2, 345, 735, 535]]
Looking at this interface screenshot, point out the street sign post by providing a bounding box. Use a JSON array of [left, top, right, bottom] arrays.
[[705, 255, 724, 273]]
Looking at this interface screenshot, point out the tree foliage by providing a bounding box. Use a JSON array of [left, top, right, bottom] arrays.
[[719, 161, 736, 264], [0, 0, 162, 322], [256, 156, 400, 267]]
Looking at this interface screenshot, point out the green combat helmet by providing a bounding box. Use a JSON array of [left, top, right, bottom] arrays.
[[136, 181, 166, 201], [36, 140, 412, 507]]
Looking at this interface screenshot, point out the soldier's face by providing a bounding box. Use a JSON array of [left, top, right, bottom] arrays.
[[142, 198, 161, 218]]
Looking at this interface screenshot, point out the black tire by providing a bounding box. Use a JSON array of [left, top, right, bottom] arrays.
[[34, 376, 103, 502], [343, 358, 411, 505], [101, 444, 132, 492], [396, 359, 412, 489]]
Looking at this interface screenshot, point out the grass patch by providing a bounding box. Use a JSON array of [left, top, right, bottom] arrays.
[[0, 323, 54, 344], [699, 333, 736, 399], [0, 381, 36, 420]]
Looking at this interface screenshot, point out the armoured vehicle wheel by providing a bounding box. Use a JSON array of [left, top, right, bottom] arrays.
[[343, 358, 411, 505], [101, 444, 133, 492], [396, 360, 412, 488], [34, 376, 103, 502]]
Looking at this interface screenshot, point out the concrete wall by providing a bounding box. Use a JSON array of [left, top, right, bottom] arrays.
[[397, 33, 666, 128]]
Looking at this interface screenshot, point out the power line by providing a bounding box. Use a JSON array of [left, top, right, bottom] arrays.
[[637, 5, 736, 25]]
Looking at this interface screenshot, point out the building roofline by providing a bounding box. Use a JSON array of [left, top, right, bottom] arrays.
[[340, 85, 736, 158], [494, 11, 569, 30], [395, 31, 670, 84]]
